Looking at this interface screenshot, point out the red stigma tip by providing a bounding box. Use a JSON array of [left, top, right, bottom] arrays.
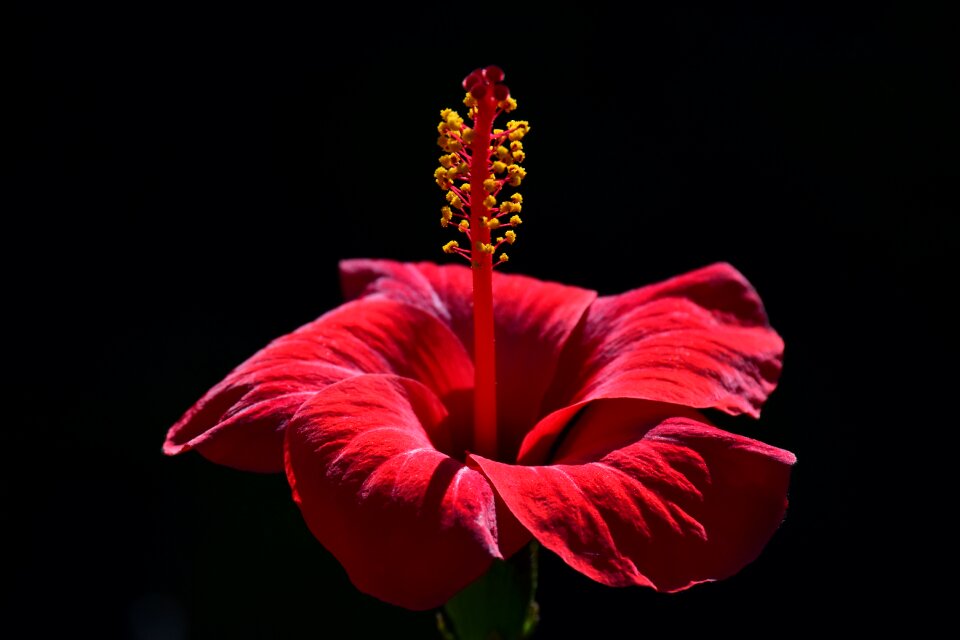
[[492, 84, 510, 101], [463, 70, 484, 91], [483, 65, 505, 83], [471, 84, 488, 99]]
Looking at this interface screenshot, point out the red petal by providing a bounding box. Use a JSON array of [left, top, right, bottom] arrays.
[[284, 374, 501, 610], [523, 263, 783, 462], [341, 259, 596, 458], [470, 400, 795, 592], [164, 298, 473, 472]]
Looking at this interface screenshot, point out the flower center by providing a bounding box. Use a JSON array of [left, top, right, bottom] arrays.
[[435, 66, 530, 459]]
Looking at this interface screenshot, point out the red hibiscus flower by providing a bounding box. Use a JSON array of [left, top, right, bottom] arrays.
[[164, 66, 794, 615], [163, 259, 794, 610]]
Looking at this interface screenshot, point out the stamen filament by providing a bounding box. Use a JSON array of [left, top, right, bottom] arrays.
[[469, 90, 498, 458]]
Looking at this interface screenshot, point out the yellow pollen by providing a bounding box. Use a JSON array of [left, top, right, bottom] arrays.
[[510, 193, 523, 203], [512, 150, 525, 162], [509, 215, 522, 226], [461, 183, 471, 192], [462, 128, 475, 144], [486, 218, 500, 229], [500, 98, 517, 112], [483, 178, 497, 193], [499, 253, 510, 262], [510, 141, 523, 151], [492, 161, 507, 173], [459, 220, 469, 231], [443, 240, 459, 254], [506, 120, 530, 141], [463, 93, 477, 107], [505, 230, 517, 243], [496, 146, 510, 160], [480, 243, 495, 254], [483, 195, 497, 208]]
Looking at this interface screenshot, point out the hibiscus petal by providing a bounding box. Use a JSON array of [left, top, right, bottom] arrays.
[[284, 374, 501, 610], [522, 263, 783, 463], [341, 259, 597, 458], [470, 400, 795, 592], [164, 298, 473, 472]]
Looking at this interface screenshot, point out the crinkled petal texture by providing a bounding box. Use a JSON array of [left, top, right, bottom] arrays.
[[341, 259, 597, 460], [164, 298, 473, 472], [166, 259, 794, 604], [521, 263, 784, 464], [471, 399, 795, 592], [284, 374, 500, 610]]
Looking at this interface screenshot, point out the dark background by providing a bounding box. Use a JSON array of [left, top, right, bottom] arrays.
[[12, 1, 955, 637]]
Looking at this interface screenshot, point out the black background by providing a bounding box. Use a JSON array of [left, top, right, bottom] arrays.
[[12, 1, 955, 638]]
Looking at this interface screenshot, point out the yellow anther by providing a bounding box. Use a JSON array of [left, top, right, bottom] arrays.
[[486, 218, 500, 229], [434, 167, 447, 179], [492, 161, 507, 173], [446, 191, 461, 207], [500, 98, 517, 112], [499, 253, 510, 262], [440, 108, 454, 119], [460, 182, 471, 192], [480, 243, 495, 254], [446, 112, 463, 128], [506, 120, 530, 141], [510, 193, 523, 203], [505, 230, 517, 243], [507, 165, 526, 187], [496, 236, 504, 243], [500, 202, 515, 214], [462, 128, 475, 144], [439, 155, 453, 169], [440, 217, 449, 227], [483, 195, 497, 208], [510, 141, 523, 151], [493, 129, 504, 135], [459, 220, 470, 231], [509, 215, 522, 226], [443, 240, 460, 254], [483, 178, 497, 193], [468, 106, 478, 119], [463, 93, 477, 107], [512, 150, 525, 162], [496, 146, 510, 160], [441, 205, 453, 220], [445, 167, 459, 180]]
